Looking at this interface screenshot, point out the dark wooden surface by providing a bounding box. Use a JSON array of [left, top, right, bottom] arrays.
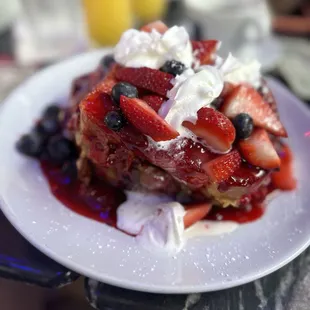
[[84, 249, 310, 310]]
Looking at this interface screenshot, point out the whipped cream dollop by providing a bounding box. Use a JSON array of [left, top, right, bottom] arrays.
[[159, 67, 224, 133], [136, 202, 185, 255], [218, 53, 261, 88], [117, 191, 238, 254], [114, 26, 193, 69], [117, 191, 185, 255], [117, 191, 173, 235]]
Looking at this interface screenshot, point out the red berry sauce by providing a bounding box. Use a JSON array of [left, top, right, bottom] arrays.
[[41, 161, 125, 227], [41, 161, 272, 227]]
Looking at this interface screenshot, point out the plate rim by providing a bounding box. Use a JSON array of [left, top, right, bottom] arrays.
[[0, 51, 309, 294]]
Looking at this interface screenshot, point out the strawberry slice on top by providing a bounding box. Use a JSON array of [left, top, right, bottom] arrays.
[[120, 96, 179, 142], [115, 67, 174, 97], [140, 21, 168, 34], [203, 149, 242, 183], [183, 107, 236, 153], [95, 78, 116, 95], [141, 95, 165, 112], [192, 40, 219, 65], [221, 85, 287, 137], [271, 144, 296, 190], [238, 128, 280, 170]]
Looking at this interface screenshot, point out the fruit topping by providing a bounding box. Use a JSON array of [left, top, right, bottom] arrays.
[[238, 128, 280, 170], [100, 54, 115, 71], [39, 104, 62, 135], [104, 111, 125, 131], [183, 107, 236, 153], [120, 96, 179, 142], [232, 113, 254, 140], [184, 203, 212, 228], [115, 67, 173, 97], [140, 20, 168, 34], [141, 95, 165, 112], [160, 60, 186, 76], [211, 83, 235, 110], [271, 145, 296, 190], [203, 150, 242, 183], [96, 78, 117, 95], [45, 135, 77, 164], [258, 79, 277, 114], [219, 164, 267, 188], [221, 85, 287, 137], [43, 105, 61, 120], [111, 82, 138, 104], [16, 132, 45, 158], [191, 40, 219, 65]]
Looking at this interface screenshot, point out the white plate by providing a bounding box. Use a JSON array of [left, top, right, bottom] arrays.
[[0, 49, 309, 294]]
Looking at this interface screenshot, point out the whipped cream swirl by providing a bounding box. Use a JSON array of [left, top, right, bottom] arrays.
[[159, 67, 224, 133], [114, 26, 193, 69], [218, 53, 261, 88]]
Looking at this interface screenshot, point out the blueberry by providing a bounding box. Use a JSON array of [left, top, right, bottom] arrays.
[[111, 82, 138, 104], [46, 135, 77, 163], [32, 122, 49, 139], [160, 60, 186, 76], [104, 111, 124, 131], [16, 132, 45, 157], [100, 54, 115, 70], [43, 105, 60, 120], [233, 113, 254, 140], [39, 105, 62, 136], [40, 118, 60, 135]]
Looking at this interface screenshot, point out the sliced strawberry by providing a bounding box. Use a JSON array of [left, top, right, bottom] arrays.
[[271, 145, 296, 190], [211, 83, 236, 110], [104, 63, 119, 80], [120, 96, 179, 142], [184, 203, 212, 228], [203, 150, 242, 183], [115, 67, 173, 97], [239, 128, 280, 170], [192, 40, 219, 65], [96, 78, 116, 95], [221, 82, 235, 98], [221, 85, 287, 137], [258, 79, 278, 114], [140, 20, 168, 34], [141, 95, 165, 112], [183, 107, 236, 153]]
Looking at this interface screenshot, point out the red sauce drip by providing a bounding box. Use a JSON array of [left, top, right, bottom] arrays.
[[41, 161, 267, 228], [41, 161, 125, 227], [207, 204, 265, 224]]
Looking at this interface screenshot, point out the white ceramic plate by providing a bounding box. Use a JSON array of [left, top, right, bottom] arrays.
[[0, 49, 309, 294]]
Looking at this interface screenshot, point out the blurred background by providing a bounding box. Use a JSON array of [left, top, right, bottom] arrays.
[[0, 0, 309, 309], [0, 0, 310, 103], [0, 0, 310, 102]]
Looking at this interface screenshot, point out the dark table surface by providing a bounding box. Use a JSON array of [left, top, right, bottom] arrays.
[[1, 13, 310, 310]]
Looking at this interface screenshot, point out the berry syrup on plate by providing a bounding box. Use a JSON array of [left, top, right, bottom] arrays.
[[40, 159, 269, 226]]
